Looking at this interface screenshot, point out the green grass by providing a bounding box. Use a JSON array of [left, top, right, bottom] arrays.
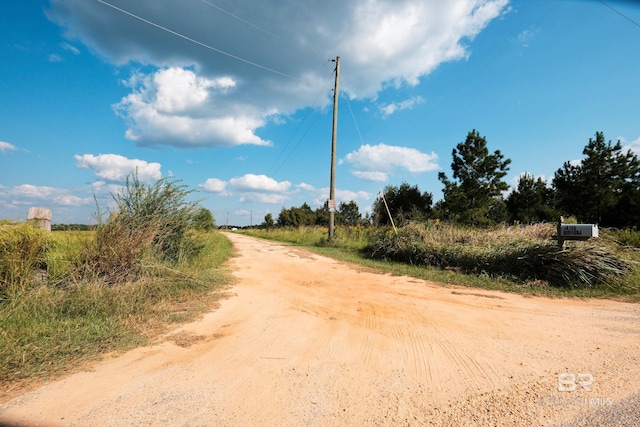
[[0, 222, 50, 293], [0, 230, 232, 389], [241, 225, 640, 302], [608, 228, 640, 248], [46, 230, 95, 284]]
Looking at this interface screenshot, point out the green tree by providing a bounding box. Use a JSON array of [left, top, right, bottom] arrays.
[[276, 207, 293, 227], [336, 200, 362, 226], [506, 173, 557, 224], [372, 182, 432, 226], [276, 203, 316, 227], [191, 207, 216, 231], [553, 132, 640, 226], [262, 213, 275, 229], [315, 201, 330, 226], [437, 130, 511, 226]]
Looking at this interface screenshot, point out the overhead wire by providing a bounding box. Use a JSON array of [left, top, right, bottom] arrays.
[[598, 0, 640, 28], [343, 90, 367, 148], [198, 0, 284, 40], [94, 0, 343, 179], [94, 0, 295, 79], [267, 63, 337, 177]]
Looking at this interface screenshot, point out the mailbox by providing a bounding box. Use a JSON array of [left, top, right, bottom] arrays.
[[557, 223, 598, 247], [559, 224, 599, 239]]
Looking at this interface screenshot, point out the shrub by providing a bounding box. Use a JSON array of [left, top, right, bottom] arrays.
[[78, 173, 203, 283], [0, 222, 50, 293], [366, 222, 630, 288]]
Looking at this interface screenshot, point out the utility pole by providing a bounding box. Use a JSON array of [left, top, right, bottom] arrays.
[[328, 56, 340, 242]]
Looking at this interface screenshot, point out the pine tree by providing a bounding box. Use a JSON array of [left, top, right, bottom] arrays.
[[437, 130, 511, 226], [553, 132, 640, 226], [372, 182, 432, 226], [506, 173, 557, 224]]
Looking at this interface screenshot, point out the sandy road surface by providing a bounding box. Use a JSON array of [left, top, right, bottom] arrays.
[[1, 233, 640, 426]]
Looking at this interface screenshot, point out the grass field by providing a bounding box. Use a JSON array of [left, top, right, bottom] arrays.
[[241, 223, 640, 302], [0, 224, 232, 395]]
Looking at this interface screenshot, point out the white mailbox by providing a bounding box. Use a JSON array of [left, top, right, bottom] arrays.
[[559, 224, 599, 239], [557, 223, 598, 247]]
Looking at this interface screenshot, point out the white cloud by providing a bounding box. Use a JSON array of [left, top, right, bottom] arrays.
[[239, 192, 289, 204], [352, 171, 389, 182], [0, 141, 17, 153], [47, 0, 509, 148], [90, 180, 123, 196], [0, 183, 98, 223], [57, 194, 87, 206], [337, 188, 372, 202], [12, 184, 60, 199], [113, 67, 271, 148], [296, 183, 371, 207], [61, 42, 80, 55], [515, 28, 538, 48], [8, 184, 91, 207], [153, 67, 234, 114], [621, 136, 640, 156], [74, 153, 162, 183], [342, 143, 439, 181], [200, 174, 291, 203], [297, 182, 316, 192], [200, 178, 228, 194], [229, 174, 291, 192], [48, 54, 63, 62], [379, 96, 425, 117]]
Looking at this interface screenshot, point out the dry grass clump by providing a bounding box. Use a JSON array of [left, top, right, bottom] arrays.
[[76, 174, 202, 284], [367, 222, 630, 288], [0, 174, 231, 386], [0, 221, 50, 293], [0, 229, 231, 384]]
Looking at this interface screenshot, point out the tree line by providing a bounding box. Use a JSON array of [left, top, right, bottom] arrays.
[[265, 130, 640, 229], [266, 200, 366, 228]]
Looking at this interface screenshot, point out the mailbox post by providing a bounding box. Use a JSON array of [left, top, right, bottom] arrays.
[[557, 217, 598, 248]]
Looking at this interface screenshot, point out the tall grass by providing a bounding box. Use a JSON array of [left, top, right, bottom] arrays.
[[74, 174, 204, 284], [0, 175, 233, 391], [0, 222, 50, 294], [0, 231, 232, 386], [366, 223, 631, 288], [608, 228, 640, 248]]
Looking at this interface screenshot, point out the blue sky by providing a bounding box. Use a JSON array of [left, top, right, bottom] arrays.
[[1, 0, 639, 226]]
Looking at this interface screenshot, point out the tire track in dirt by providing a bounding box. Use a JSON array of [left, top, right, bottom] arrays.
[[409, 304, 499, 393]]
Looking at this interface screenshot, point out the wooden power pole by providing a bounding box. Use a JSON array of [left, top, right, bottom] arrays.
[[329, 56, 340, 241]]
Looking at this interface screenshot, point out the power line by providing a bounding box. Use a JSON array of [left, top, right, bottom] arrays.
[[198, 0, 283, 40], [267, 65, 337, 177], [598, 0, 640, 29], [94, 0, 295, 79], [343, 91, 366, 148]]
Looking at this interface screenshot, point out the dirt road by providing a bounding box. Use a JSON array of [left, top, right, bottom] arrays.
[[1, 233, 639, 426]]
